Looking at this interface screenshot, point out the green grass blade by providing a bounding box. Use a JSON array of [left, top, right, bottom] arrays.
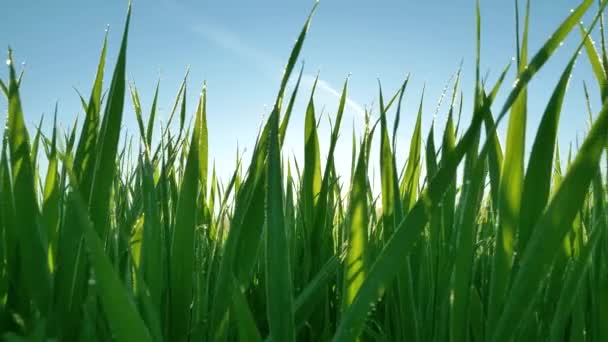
[[265, 102, 295, 341], [73, 29, 108, 199], [5, 49, 50, 314], [519, 54, 576, 253], [492, 95, 608, 342], [169, 89, 204, 342], [88, 3, 131, 238]]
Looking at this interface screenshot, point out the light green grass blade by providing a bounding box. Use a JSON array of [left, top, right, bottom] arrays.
[[42, 109, 60, 272], [488, 0, 529, 332], [146, 80, 160, 148], [342, 138, 369, 311], [210, 5, 318, 337], [492, 95, 608, 342], [279, 63, 304, 146], [519, 53, 576, 253], [88, 3, 131, 238], [73, 29, 108, 199]]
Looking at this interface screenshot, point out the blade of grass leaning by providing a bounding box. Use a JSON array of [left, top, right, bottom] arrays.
[[333, 66, 499, 340], [209, 4, 317, 337], [64, 170, 152, 342], [519, 52, 577, 254], [492, 94, 608, 342]]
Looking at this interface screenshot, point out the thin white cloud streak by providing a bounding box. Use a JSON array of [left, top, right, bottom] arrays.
[[189, 22, 367, 119], [301, 75, 366, 118]]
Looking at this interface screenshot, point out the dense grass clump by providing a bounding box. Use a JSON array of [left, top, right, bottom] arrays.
[[1, 1, 607, 341]]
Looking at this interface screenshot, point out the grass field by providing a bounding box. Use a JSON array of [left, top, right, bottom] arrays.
[[1, 0, 607, 341]]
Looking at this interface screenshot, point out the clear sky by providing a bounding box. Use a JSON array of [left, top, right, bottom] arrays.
[[0, 0, 603, 183]]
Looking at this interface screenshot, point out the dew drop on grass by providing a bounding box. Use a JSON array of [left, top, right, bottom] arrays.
[[5, 59, 11, 66], [570, 8, 575, 13]]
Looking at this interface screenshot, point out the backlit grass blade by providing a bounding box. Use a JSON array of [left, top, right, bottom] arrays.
[[169, 89, 204, 342], [210, 5, 318, 336], [333, 72, 494, 340], [342, 138, 369, 311], [449, 146, 488, 342], [302, 76, 322, 251], [5, 49, 50, 314], [265, 101, 295, 341], [73, 29, 108, 199], [519, 53, 576, 254], [279, 62, 304, 146], [401, 91, 423, 212], [146, 80, 160, 148], [488, 0, 529, 331], [580, 24, 607, 98], [492, 95, 608, 342], [42, 108, 60, 271], [88, 3, 131, 238], [494, 0, 604, 126]]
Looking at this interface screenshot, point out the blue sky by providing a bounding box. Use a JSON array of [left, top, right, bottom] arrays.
[[0, 0, 603, 183]]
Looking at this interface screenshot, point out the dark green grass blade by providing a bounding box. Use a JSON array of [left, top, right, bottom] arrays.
[[169, 90, 204, 342], [549, 224, 603, 341], [5, 49, 50, 314], [65, 174, 152, 342]]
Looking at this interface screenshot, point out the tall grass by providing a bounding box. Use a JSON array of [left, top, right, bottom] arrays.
[[1, 0, 607, 341]]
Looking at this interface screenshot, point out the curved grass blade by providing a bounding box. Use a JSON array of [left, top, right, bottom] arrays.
[[492, 95, 608, 342], [519, 53, 576, 254]]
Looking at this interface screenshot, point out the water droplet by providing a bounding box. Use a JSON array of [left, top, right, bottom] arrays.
[[559, 41, 564, 47], [5, 59, 11, 66], [570, 8, 575, 13], [511, 56, 516, 62]]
